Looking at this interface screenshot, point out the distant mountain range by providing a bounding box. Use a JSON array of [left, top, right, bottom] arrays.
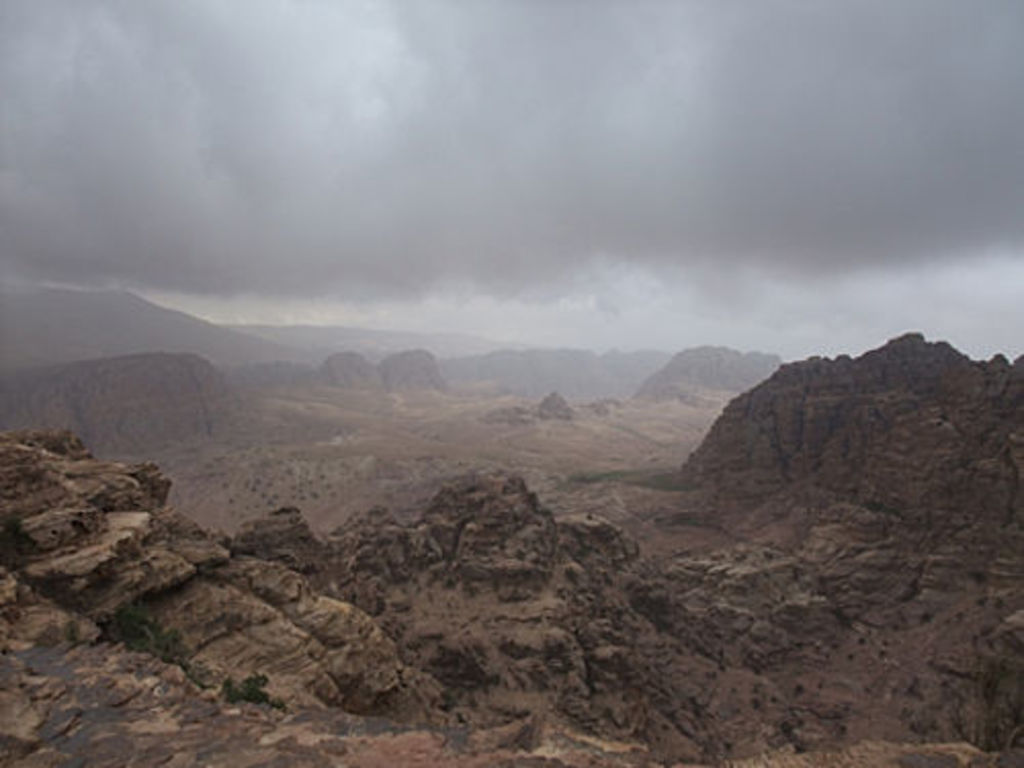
[[1, 286, 780, 400], [440, 349, 673, 399], [0, 287, 296, 370], [0, 287, 511, 370], [232, 323, 512, 361]]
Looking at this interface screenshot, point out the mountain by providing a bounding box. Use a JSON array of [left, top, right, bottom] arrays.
[[663, 333, 1024, 752], [319, 351, 384, 390], [232, 323, 510, 361], [1, 333, 1021, 765], [681, 332, 1022, 520], [441, 349, 671, 399], [0, 353, 237, 456], [378, 349, 447, 392], [634, 346, 781, 400], [0, 287, 300, 370]]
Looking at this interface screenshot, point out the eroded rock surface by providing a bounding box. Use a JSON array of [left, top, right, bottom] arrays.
[[0, 430, 441, 726]]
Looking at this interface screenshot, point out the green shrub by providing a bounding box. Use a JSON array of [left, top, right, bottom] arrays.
[[957, 654, 1024, 751], [222, 673, 285, 710], [109, 603, 188, 666], [0, 516, 36, 566]]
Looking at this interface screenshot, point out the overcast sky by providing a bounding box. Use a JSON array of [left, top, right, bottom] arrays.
[[2, 0, 1022, 359]]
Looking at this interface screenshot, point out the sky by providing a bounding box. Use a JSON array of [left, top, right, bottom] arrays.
[[2, 0, 1023, 360]]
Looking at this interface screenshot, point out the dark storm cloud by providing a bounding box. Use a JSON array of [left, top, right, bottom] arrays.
[[2, 0, 1023, 298]]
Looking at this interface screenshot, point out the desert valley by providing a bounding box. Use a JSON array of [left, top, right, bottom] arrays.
[[3, 3, 1023, 765], [0, 289, 1021, 766]]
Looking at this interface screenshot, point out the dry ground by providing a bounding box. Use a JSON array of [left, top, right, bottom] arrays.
[[151, 385, 731, 544]]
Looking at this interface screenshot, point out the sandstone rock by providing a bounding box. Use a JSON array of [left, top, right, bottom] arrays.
[[0, 429, 444, 730], [231, 506, 328, 573]]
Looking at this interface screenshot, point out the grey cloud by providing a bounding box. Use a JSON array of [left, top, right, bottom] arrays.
[[2, 0, 1023, 298]]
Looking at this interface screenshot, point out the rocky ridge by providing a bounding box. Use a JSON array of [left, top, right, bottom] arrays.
[[1, 332, 1022, 766], [234, 334, 1024, 762], [0, 431, 442, 733]]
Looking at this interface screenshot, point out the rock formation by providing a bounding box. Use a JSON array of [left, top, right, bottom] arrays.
[[681, 333, 1023, 525], [537, 392, 575, 420], [0, 353, 236, 456], [1, 331, 1022, 766], [319, 351, 384, 390], [666, 333, 1024, 753], [0, 430, 441, 725], [635, 346, 781, 400], [378, 349, 448, 392], [483, 392, 576, 424]]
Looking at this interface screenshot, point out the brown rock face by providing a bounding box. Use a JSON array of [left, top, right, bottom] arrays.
[[635, 346, 781, 400], [0, 353, 236, 456], [231, 506, 328, 573], [0, 430, 442, 723], [378, 349, 448, 392], [1, 426, 1021, 765], [681, 333, 1022, 524], [666, 334, 1024, 754], [319, 351, 384, 389], [321, 475, 712, 763]]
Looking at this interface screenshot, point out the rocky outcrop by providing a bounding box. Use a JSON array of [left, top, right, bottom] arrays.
[[635, 346, 781, 400], [378, 349, 447, 392], [1, 425, 1022, 765], [0, 642, 672, 767], [483, 392, 576, 425], [537, 392, 575, 420], [0, 353, 236, 456], [0, 430, 442, 723], [319, 351, 384, 390], [322, 475, 713, 762], [681, 333, 1023, 524], [231, 506, 329, 573], [664, 334, 1024, 754]]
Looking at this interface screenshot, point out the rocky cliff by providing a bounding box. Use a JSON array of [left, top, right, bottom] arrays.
[[665, 334, 1024, 753], [0, 430, 442, 729], [635, 346, 781, 401], [230, 462, 1024, 763], [681, 333, 1022, 525], [0, 353, 237, 456]]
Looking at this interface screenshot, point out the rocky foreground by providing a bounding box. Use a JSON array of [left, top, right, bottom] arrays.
[[0, 335, 1021, 766]]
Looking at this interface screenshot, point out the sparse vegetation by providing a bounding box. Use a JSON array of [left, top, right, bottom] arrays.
[[222, 673, 285, 710], [0, 516, 36, 566], [64, 620, 80, 646], [568, 469, 694, 492], [966, 655, 1024, 753], [108, 603, 188, 666], [956, 654, 1024, 751]]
